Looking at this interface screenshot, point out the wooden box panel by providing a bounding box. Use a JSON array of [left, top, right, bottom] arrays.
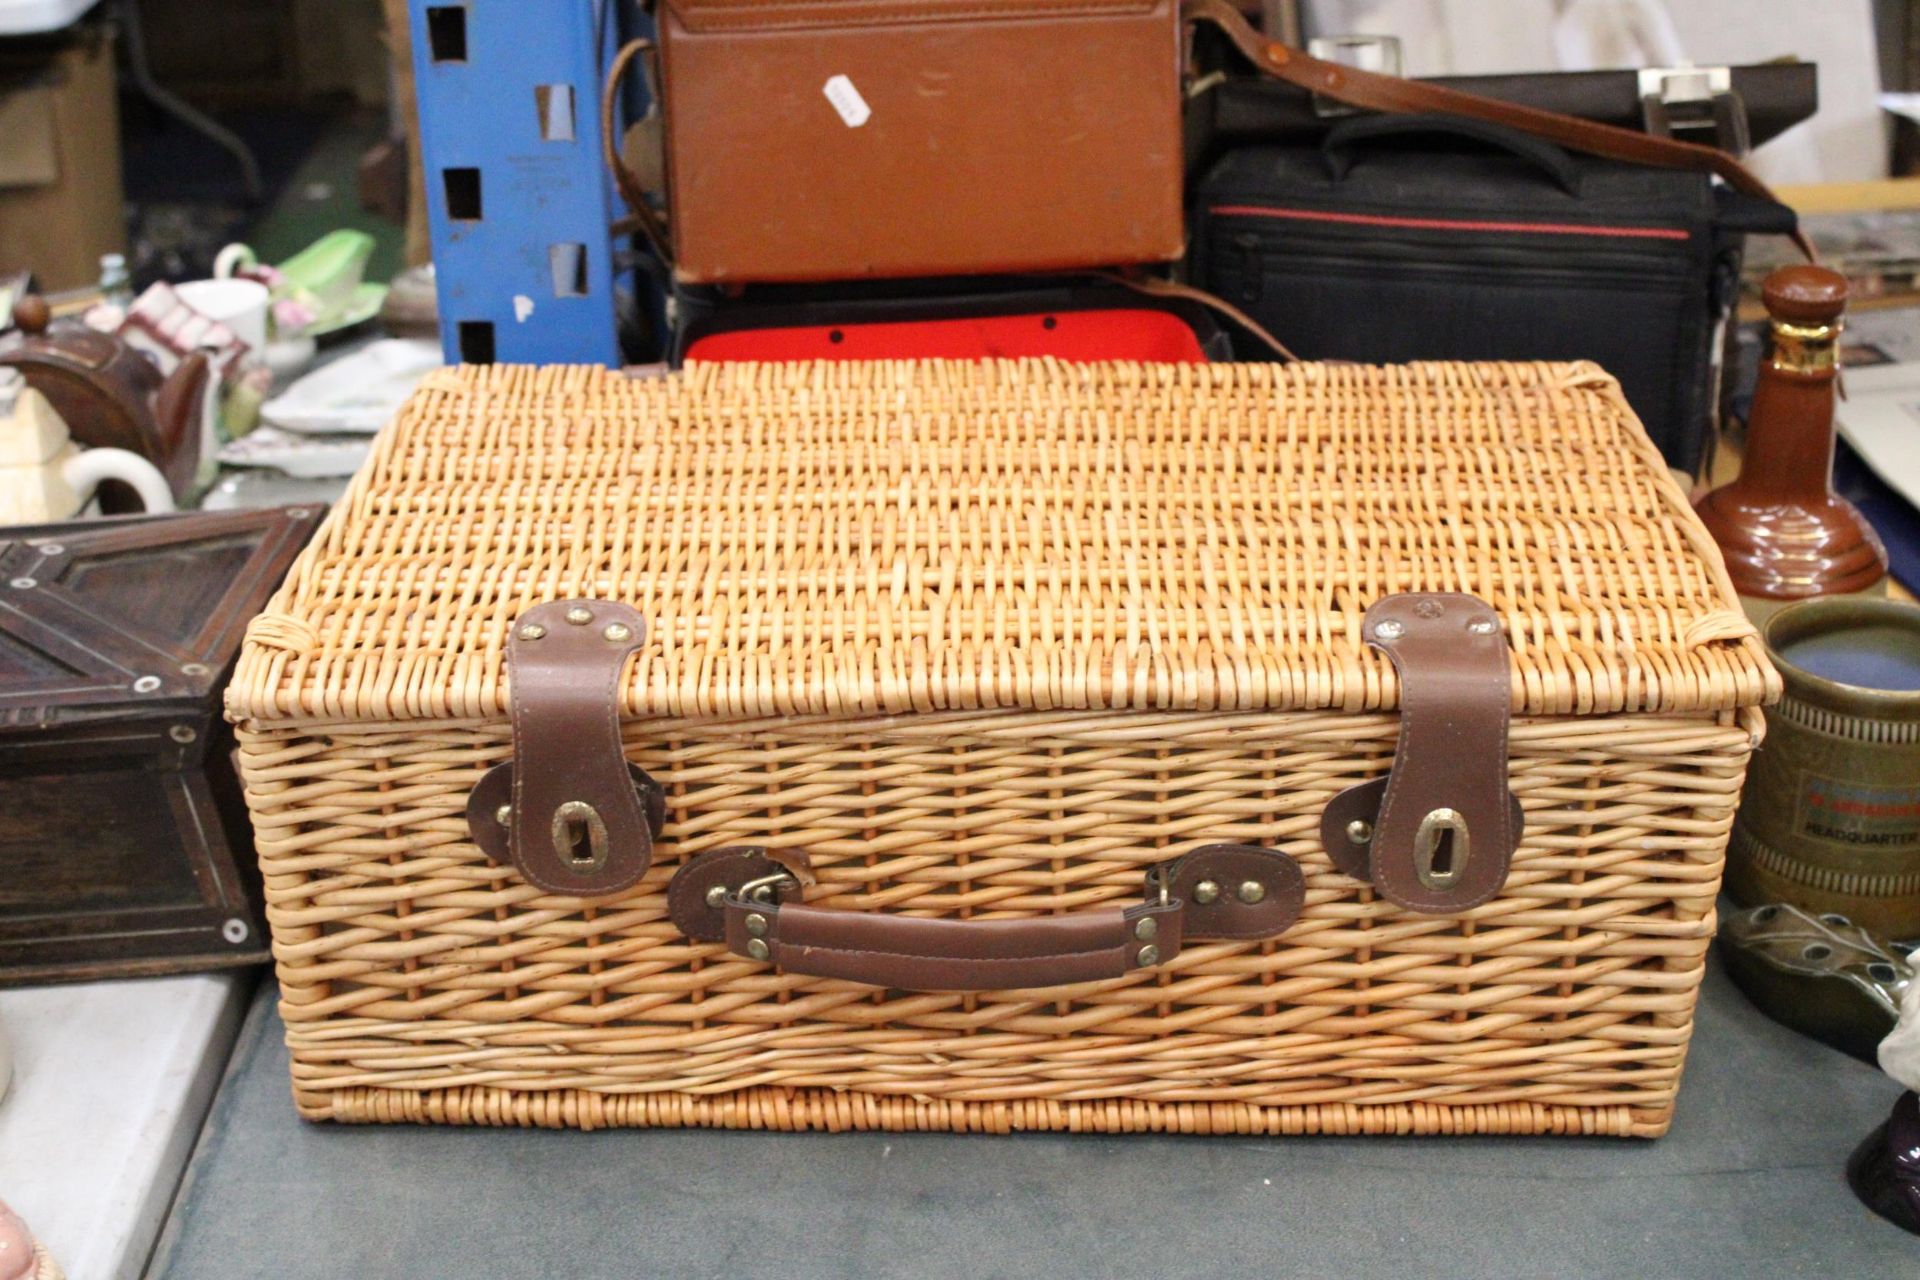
[[0, 505, 320, 983]]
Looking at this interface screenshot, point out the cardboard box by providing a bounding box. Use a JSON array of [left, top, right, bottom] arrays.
[[0, 30, 126, 292]]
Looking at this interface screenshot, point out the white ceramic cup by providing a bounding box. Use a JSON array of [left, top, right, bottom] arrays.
[[176, 278, 270, 353]]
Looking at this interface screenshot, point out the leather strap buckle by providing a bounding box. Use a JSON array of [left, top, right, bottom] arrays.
[[465, 599, 664, 897], [1318, 592, 1523, 914]]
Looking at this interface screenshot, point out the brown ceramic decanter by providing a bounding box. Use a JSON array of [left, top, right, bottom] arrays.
[[1695, 266, 1888, 613]]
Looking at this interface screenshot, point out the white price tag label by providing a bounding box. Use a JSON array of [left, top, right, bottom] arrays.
[[822, 75, 872, 128]]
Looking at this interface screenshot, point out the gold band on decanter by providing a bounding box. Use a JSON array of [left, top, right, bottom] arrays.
[[1771, 319, 1841, 374]]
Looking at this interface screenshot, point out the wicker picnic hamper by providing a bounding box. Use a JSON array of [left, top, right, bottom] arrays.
[[229, 358, 1776, 1137]]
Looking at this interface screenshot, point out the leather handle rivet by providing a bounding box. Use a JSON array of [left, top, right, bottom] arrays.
[[1345, 819, 1373, 845], [1373, 620, 1404, 641], [1237, 880, 1267, 904], [1192, 879, 1220, 905], [565, 606, 593, 626], [495, 804, 512, 827], [1134, 917, 1158, 942], [744, 912, 769, 937], [705, 884, 728, 908], [603, 623, 632, 643], [1137, 944, 1160, 966], [746, 938, 770, 961], [517, 623, 546, 641], [1467, 618, 1498, 635]]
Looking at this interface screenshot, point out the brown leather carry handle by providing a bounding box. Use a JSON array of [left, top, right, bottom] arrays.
[[667, 843, 1305, 991], [1185, 0, 1816, 262]]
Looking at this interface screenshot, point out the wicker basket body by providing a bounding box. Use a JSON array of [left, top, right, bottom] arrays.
[[230, 360, 1774, 1137]]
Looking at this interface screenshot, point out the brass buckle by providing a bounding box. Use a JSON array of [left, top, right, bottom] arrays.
[[1143, 864, 1173, 908], [735, 869, 799, 907]]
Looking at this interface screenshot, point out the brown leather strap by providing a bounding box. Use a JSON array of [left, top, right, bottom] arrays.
[[604, 38, 673, 266], [1186, 0, 1815, 262], [1318, 593, 1519, 913], [670, 843, 1304, 991], [1095, 271, 1300, 361], [464, 600, 657, 897]]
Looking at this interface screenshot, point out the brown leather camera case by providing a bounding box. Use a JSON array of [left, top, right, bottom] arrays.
[[657, 0, 1185, 284]]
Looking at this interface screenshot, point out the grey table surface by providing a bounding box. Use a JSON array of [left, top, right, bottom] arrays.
[[148, 957, 1915, 1280]]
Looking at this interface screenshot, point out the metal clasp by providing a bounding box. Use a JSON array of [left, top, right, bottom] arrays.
[[1637, 65, 1749, 154], [551, 801, 610, 875], [1143, 864, 1174, 908], [735, 870, 799, 907], [1414, 808, 1471, 892]]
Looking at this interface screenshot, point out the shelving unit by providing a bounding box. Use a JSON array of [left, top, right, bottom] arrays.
[[407, 0, 628, 366]]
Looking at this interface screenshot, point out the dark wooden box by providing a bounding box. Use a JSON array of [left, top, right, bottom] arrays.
[[0, 505, 320, 983]]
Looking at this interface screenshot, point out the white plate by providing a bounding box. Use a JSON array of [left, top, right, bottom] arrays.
[[217, 424, 372, 478], [200, 469, 350, 512], [261, 338, 443, 435]]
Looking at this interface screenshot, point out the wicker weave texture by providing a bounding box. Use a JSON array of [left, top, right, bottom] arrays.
[[230, 360, 1772, 1136], [231, 360, 1772, 724]]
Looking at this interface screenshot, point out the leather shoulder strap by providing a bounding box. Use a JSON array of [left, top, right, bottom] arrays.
[[1185, 0, 1815, 262]]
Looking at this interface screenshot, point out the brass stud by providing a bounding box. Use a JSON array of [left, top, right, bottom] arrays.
[[1193, 879, 1221, 905], [565, 606, 593, 626], [1134, 917, 1158, 942], [169, 724, 198, 744], [744, 913, 769, 937], [1346, 819, 1374, 845], [495, 804, 512, 827], [518, 623, 546, 641], [746, 938, 770, 961], [603, 623, 632, 643], [705, 885, 728, 908], [1237, 880, 1267, 904], [1136, 944, 1160, 967]]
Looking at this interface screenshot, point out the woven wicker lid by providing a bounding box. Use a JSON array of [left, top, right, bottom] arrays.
[[230, 359, 1776, 725]]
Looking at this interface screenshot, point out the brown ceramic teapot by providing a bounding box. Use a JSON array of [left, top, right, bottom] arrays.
[[0, 294, 211, 505]]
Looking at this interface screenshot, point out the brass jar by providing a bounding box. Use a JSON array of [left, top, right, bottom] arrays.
[[1727, 598, 1920, 934]]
